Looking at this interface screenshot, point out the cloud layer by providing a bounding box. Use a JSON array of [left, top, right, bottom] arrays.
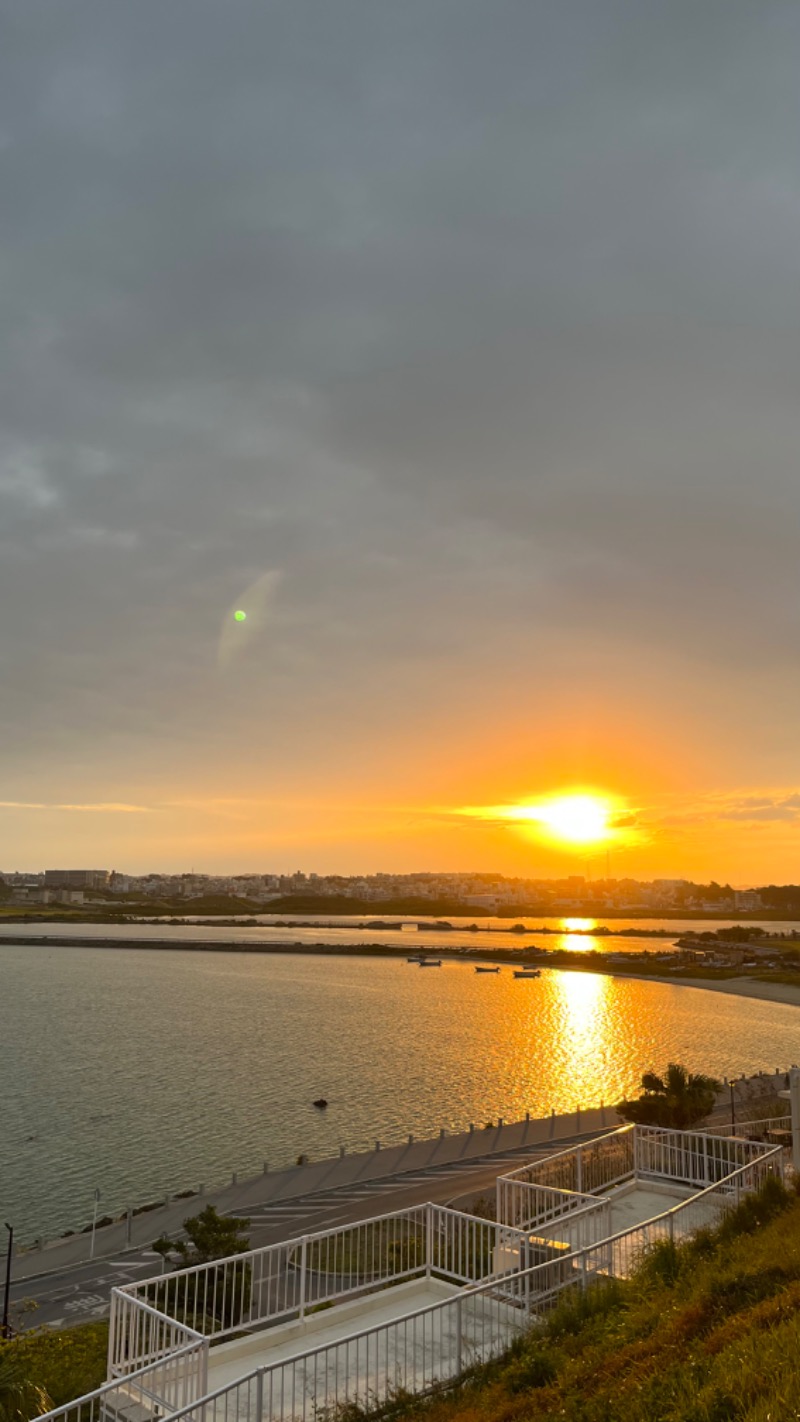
[[2, 2, 800, 871]]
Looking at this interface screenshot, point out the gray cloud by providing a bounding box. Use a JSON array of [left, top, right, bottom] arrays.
[[2, 1, 800, 829], [650, 790, 800, 831]]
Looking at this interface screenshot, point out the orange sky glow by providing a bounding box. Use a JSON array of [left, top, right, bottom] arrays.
[[5, 7, 800, 883]]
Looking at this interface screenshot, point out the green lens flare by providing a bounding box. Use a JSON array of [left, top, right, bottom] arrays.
[[234, 609, 247, 622]]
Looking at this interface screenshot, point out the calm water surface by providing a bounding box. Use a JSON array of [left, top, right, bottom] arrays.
[[7, 912, 800, 956], [3, 943, 800, 1241]]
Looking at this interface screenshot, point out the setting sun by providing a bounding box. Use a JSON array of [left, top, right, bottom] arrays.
[[455, 792, 627, 850], [522, 794, 612, 845]]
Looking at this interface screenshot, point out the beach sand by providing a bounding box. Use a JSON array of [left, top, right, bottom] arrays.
[[614, 971, 800, 1010]]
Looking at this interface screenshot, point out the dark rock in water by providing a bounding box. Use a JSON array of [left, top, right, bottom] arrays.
[[313, 1098, 329, 1109]]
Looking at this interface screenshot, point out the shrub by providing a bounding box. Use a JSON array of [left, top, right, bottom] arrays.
[[545, 1277, 626, 1340], [0, 1355, 51, 1422], [504, 1345, 560, 1393], [618, 1062, 721, 1128], [0, 1321, 108, 1413]]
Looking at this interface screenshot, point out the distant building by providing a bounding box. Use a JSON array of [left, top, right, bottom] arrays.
[[734, 890, 763, 912], [43, 869, 109, 890]]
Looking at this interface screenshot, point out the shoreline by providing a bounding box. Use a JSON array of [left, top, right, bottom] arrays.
[[6, 932, 800, 1009], [614, 970, 800, 1010]]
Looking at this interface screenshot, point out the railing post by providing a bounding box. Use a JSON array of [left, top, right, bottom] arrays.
[[107, 1290, 118, 1379], [632, 1127, 639, 1181], [455, 1297, 463, 1376], [788, 1067, 800, 1174], [703, 1138, 709, 1186], [426, 1204, 433, 1278], [255, 1368, 264, 1422], [299, 1236, 308, 1321], [200, 1338, 209, 1401], [576, 1146, 583, 1195]]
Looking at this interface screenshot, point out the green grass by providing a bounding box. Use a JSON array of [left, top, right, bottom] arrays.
[[405, 1176, 800, 1422], [0, 1320, 108, 1415]]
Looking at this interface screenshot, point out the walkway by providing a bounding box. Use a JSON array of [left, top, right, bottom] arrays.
[[13, 1106, 616, 1284]]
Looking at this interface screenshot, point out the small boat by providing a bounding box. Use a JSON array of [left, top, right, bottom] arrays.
[[514, 969, 541, 979], [418, 959, 442, 967], [312, 1098, 328, 1110], [475, 966, 500, 974]]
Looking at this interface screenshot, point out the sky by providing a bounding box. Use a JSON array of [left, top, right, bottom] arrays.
[[3, 1, 800, 880]]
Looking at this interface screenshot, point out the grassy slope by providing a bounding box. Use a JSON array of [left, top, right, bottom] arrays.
[[3, 1190, 800, 1420], [414, 1180, 800, 1422], [0, 1321, 108, 1413]]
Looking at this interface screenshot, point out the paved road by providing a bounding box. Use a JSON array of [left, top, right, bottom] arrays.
[[8, 1139, 552, 1331]]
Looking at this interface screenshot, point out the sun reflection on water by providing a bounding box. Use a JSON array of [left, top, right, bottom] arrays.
[[548, 970, 614, 1106], [553, 932, 597, 954]]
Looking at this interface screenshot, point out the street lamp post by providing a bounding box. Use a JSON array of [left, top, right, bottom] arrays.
[[89, 1190, 101, 1261], [2, 1222, 13, 1340]]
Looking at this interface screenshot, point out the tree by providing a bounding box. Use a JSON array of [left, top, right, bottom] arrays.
[[151, 1207, 251, 1331], [153, 1205, 249, 1267], [618, 1062, 721, 1129]]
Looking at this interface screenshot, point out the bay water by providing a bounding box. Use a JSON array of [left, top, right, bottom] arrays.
[[3, 937, 800, 1241]]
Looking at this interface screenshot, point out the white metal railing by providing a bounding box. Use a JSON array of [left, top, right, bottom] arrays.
[[154, 1248, 608, 1422], [703, 1115, 792, 1143], [497, 1123, 781, 1232], [36, 1125, 785, 1422], [34, 1339, 207, 1422], [111, 1205, 429, 1375], [604, 1142, 783, 1277], [108, 1288, 207, 1384], [152, 1144, 784, 1422], [497, 1177, 611, 1238], [110, 1204, 541, 1368], [632, 1123, 776, 1188], [498, 1124, 635, 1207], [534, 1195, 613, 1255]]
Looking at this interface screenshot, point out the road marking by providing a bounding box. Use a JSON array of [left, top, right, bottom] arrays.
[[27, 1288, 77, 1305], [249, 1205, 322, 1217], [65, 1294, 106, 1313]]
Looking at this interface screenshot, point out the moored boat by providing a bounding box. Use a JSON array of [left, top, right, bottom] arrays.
[[513, 968, 541, 978], [475, 965, 500, 973]]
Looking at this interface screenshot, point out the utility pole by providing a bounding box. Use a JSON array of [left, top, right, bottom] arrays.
[[2, 1223, 13, 1340]]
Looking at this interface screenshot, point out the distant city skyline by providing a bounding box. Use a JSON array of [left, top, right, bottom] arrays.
[[4, 4, 800, 880], [2, 866, 791, 902]]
